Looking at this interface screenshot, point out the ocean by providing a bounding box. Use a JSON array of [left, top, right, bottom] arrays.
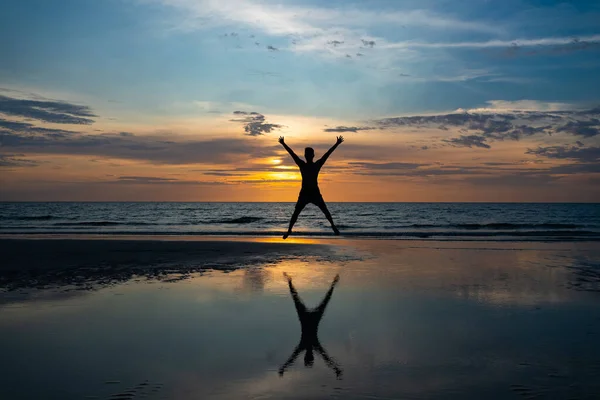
[[1, 202, 599, 241]]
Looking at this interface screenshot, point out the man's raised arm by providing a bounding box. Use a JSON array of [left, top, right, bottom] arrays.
[[315, 274, 339, 316], [318, 136, 344, 166], [279, 136, 303, 166]]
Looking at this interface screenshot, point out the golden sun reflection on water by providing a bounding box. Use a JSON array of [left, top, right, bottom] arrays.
[[165, 240, 599, 308]]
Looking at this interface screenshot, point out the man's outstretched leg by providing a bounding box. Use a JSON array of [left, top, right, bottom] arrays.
[[316, 199, 340, 235], [284, 200, 306, 239]]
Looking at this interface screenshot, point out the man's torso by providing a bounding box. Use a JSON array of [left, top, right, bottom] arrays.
[[299, 161, 322, 192]]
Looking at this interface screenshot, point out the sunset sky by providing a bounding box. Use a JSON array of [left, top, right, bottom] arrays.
[[1, 0, 599, 201]]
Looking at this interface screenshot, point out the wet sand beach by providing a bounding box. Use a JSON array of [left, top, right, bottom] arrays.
[[1, 237, 599, 399]]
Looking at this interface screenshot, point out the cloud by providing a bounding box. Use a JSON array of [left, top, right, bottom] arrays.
[[118, 176, 180, 182], [323, 126, 375, 133], [499, 37, 600, 58], [489, 125, 550, 141], [0, 154, 40, 168], [230, 178, 302, 185], [346, 161, 502, 178], [192, 100, 256, 114], [346, 157, 600, 185], [230, 111, 283, 136], [159, 0, 501, 36], [0, 126, 280, 165], [0, 92, 336, 165], [374, 103, 600, 148], [526, 145, 600, 163], [463, 173, 560, 187], [151, 0, 504, 65], [0, 119, 35, 131], [361, 39, 376, 48], [383, 34, 600, 50], [0, 117, 79, 137], [544, 163, 600, 175], [348, 161, 423, 170], [342, 153, 600, 184], [556, 120, 600, 138], [576, 106, 600, 116], [443, 135, 491, 149], [466, 100, 581, 113], [201, 171, 242, 177], [145, 0, 600, 91], [113, 176, 227, 185], [290, 33, 600, 67], [0, 94, 96, 125]]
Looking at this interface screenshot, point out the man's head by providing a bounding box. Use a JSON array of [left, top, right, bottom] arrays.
[[305, 147, 315, 162]]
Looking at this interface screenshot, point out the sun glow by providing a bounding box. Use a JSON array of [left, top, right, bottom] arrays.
[[235, 171, 299, 185], [269, 171, 299, 181]]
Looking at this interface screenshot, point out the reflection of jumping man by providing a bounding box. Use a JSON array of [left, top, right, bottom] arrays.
[[279, 273, 342, 379], [279, 136, 344, 239]]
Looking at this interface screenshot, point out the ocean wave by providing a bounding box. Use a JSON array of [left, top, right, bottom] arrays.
[[214, 217, 265, 224], [409, 223, 583, 230], [0, 215, 56, 221], [52, 221, 156, 227]]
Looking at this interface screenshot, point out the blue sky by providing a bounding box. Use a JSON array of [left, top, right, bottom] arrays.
[[0, 0, 599, 201], [2, 0, 599, 118]]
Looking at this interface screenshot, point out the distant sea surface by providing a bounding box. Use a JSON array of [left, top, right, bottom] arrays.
[[1, 202, 599, 241]]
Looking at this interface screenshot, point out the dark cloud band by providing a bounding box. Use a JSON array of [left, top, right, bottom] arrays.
[[0, 95, 96, 125], [323, 126, 375, 133], [374, 106, 600, 149]]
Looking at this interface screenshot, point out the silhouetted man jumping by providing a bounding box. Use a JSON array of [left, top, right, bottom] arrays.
[[279, 272, 342, 378], [279, 135, 344, 239]]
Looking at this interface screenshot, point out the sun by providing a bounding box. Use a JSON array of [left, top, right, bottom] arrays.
[[270, 158, 282, 165]]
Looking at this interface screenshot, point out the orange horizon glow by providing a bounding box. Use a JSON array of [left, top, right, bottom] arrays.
[[1, 115, 599, 202]]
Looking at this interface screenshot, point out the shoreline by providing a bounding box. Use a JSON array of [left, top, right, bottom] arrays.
[[1, 236, 598, 292], [2, 233, 599, 247], [0, 236, 350, 292], [2, 232, 599, 242]]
